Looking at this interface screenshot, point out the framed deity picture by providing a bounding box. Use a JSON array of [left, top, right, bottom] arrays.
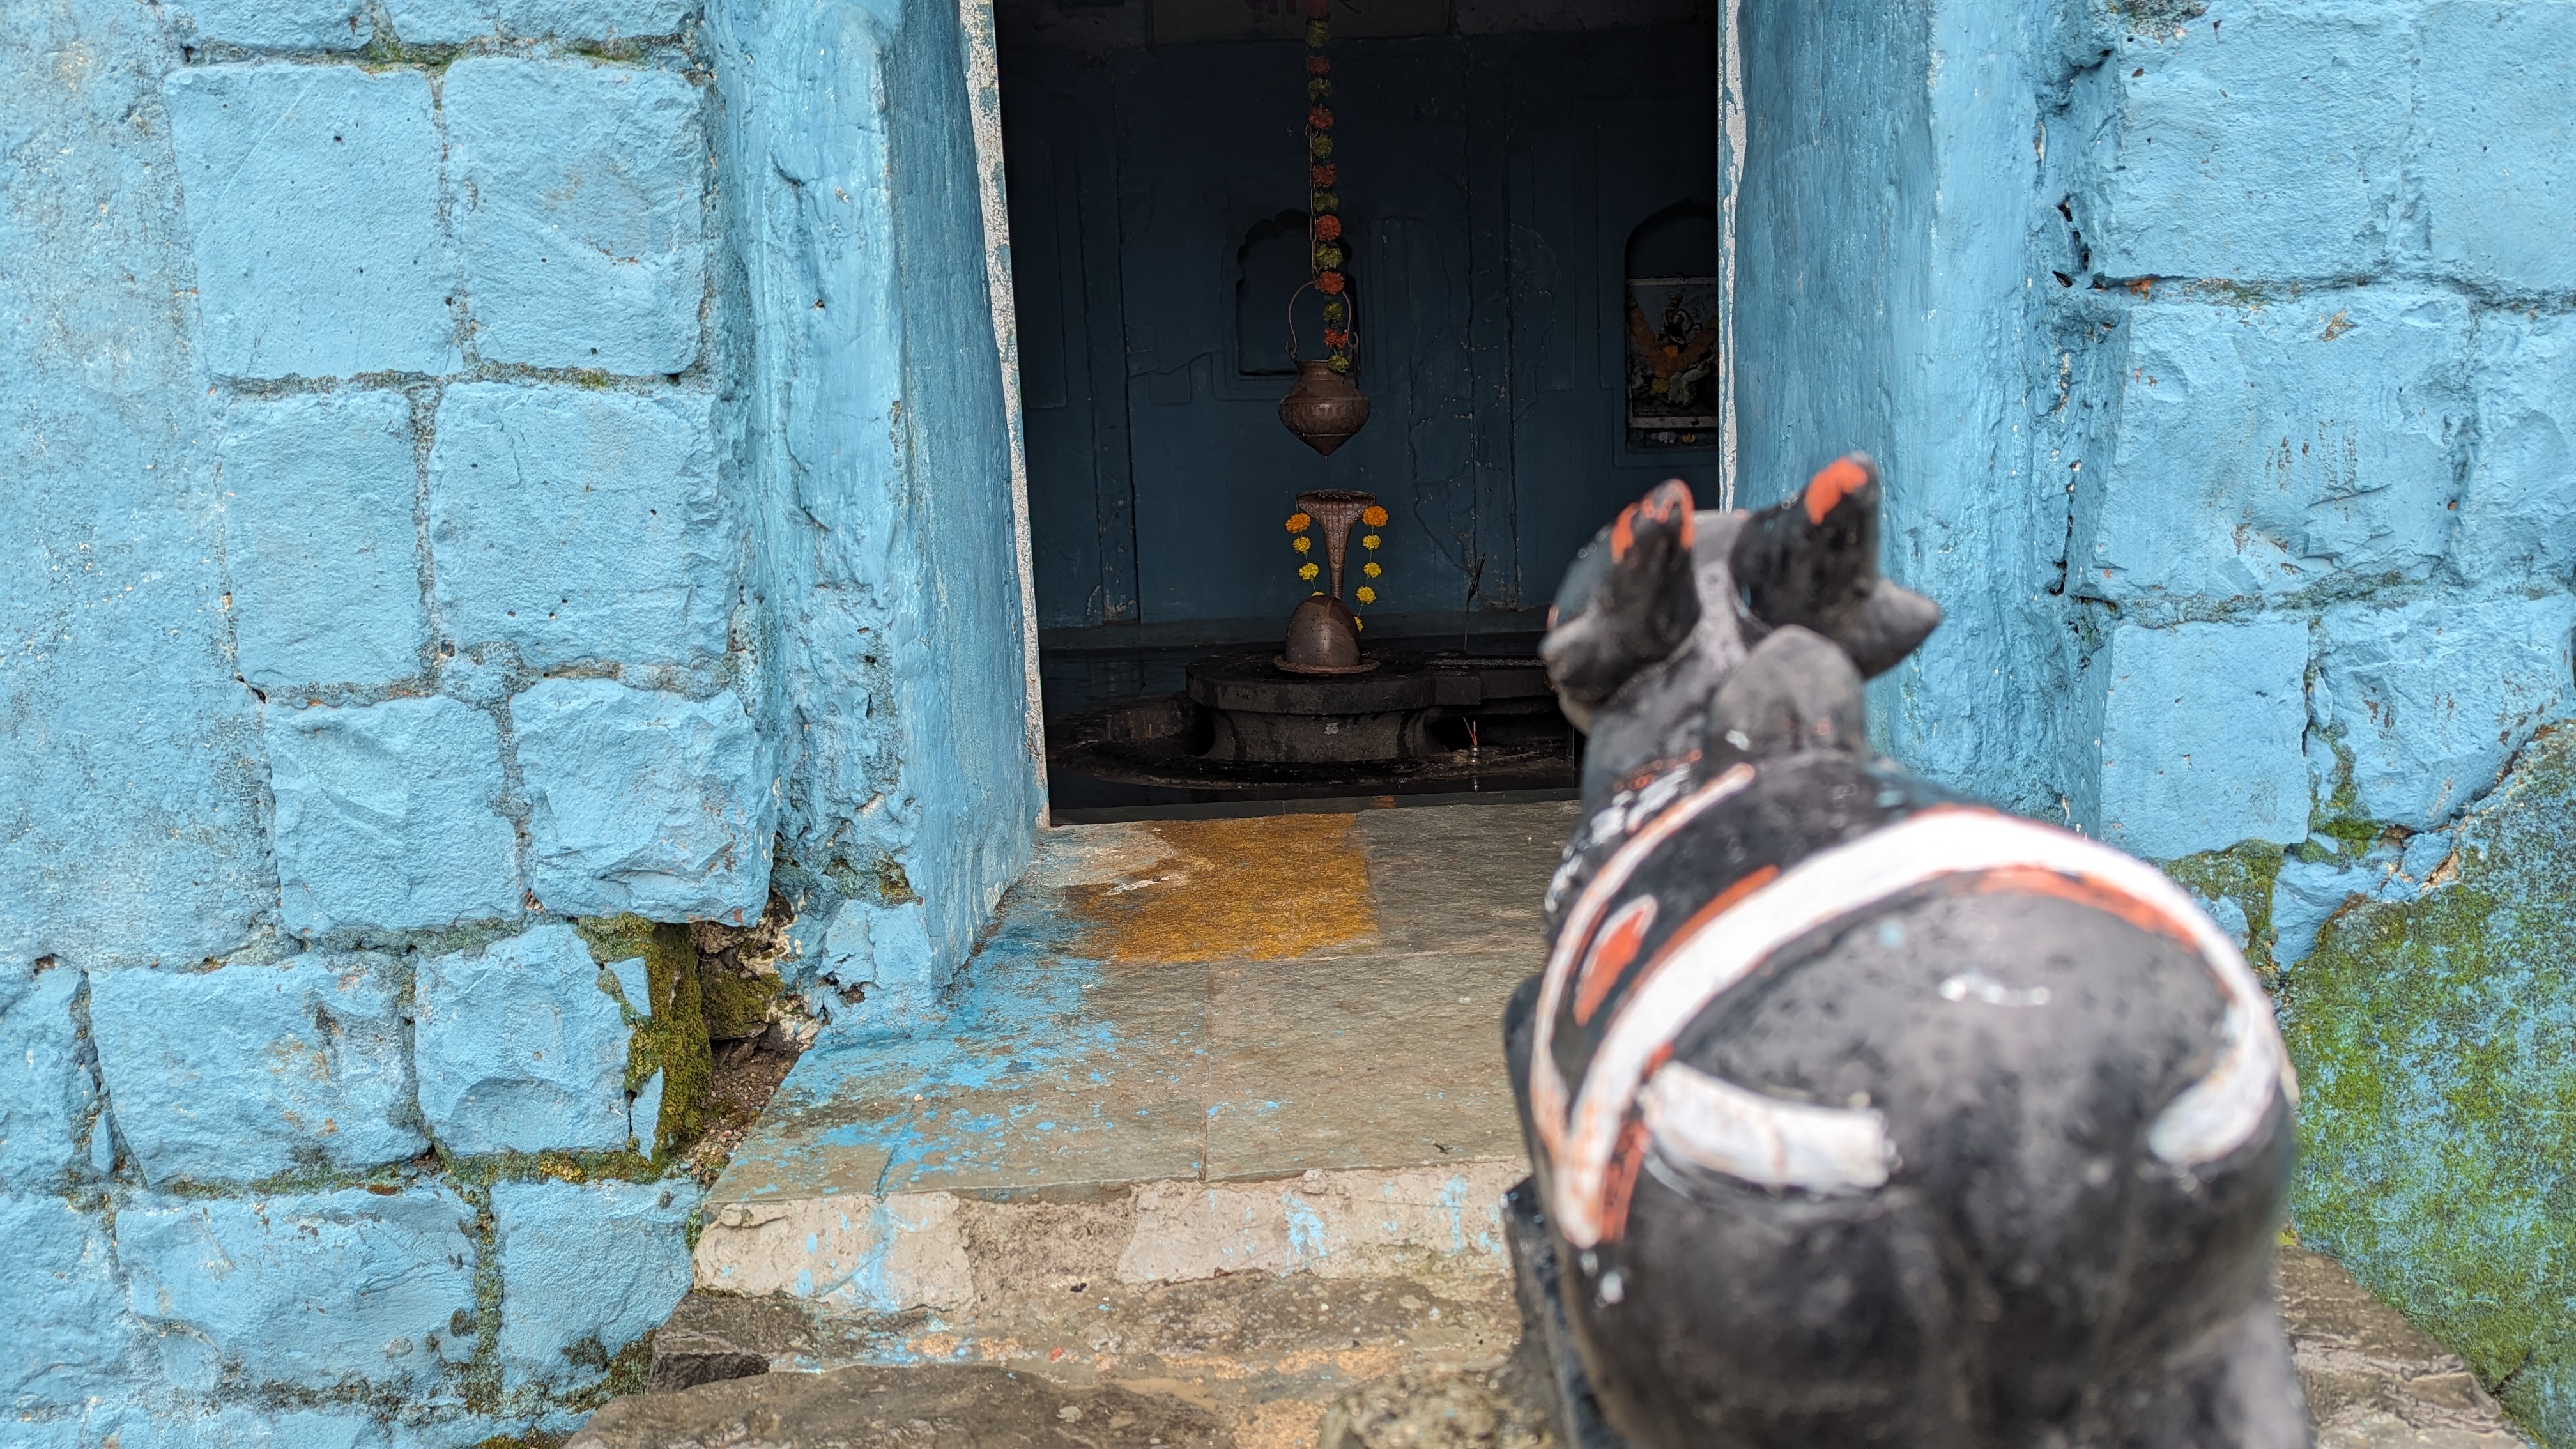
[[1625, 275, 1722, 448]]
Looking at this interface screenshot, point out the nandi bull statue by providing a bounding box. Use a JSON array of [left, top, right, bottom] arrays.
[[1503, 459, 2309, 1448]]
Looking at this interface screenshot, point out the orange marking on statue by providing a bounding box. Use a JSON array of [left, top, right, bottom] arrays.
[[1613, 482, 1698, 560], [1803, 456, 1871, 524], [1573, 896, 1659, 1026], [1968, 865, 2198, 947], [1597, 1116, 1653, 1245], [1656, 864, 1783, 965]]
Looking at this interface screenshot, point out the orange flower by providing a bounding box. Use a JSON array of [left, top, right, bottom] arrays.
[[1322, 328, 1349, 348], [1317, 271, 1346, 295], [1310, 164, 1337, 188], [1306, 54, 1330, 76], [1312, 214, 1342, 241], [1285, 512, 1312, 532], [1304, 0, 1330, 17], [1308, 105, 1334, 130], [1360, 505, 1388, 526]]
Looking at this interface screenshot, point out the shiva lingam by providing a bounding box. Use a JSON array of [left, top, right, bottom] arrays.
[[1278, 489, 1379, 675]]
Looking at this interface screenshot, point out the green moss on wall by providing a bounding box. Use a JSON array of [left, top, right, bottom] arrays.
[[575, 916, 712, 1159], [700, 967, 779, 1041], [2162, 840, 2285, 976], [2282, 725, 2576, 1445]]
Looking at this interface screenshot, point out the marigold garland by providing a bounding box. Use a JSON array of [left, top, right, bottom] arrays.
[[1282, 507, 1388, 613], [1305, 3, 1353, 374]]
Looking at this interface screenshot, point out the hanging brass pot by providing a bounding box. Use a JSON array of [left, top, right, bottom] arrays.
[[1278, 360, 1371, 456]]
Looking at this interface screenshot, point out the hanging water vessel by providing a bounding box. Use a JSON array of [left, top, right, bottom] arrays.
[[1279, 0, 1370, 456], [1278, 360, 1370, 457]]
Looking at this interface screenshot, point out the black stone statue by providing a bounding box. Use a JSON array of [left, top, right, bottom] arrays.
[[1505, 459, 2310, 1448]]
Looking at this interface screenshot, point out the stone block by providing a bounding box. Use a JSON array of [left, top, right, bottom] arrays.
[[88, 954, 426, 1188], [2416, 2, 2576, 295], [219, 392, 426, 692], [426, 384, 728, 671], [2455, 312, 2576, 587], [384, 0, 698, 44], [414, 922, 631, 1154], [2316, 594, 2576, 829], [492, 1178, 701, 1388], [116, 1186, 475, 1392], [2076, 293, 2469, 607], [164, 65, 459, 379], [170, 0, 371, 48], [2081, 6, 2409, 282], [444, 59, 706, 374], [2095, 618, 2312, 859], [0, 966, 94, 1193], [263, 696, 522, 934], [0, 1195, 132, 1409], [510, 681, 773, 923]]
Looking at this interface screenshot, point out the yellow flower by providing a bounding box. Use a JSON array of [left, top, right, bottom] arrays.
[[1354, 586, 1377, 605], [1361, 534, 1381, 550], [1360, 505, 1389, 526], [1285, 512, 1312, 532], [1293, 536, 1312, 554], [1298, 562, 1320, 581], [1363, 562, 1381, 578]]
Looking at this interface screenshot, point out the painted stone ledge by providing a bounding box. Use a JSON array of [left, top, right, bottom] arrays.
[[694, 1192, 974, 1312], [691, 1160, 1527, 1315]]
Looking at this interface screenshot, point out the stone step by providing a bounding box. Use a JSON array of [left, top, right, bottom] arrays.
[[645, 802, 1578, 1443]]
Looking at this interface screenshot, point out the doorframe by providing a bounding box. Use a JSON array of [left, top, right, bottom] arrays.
[[960, 0, 1053, 824]]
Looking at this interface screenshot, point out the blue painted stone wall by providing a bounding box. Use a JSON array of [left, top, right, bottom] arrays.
[[2, 0, 1036, 1441], [708, 0, 1042, 1034], [1735, 0, 2576, 1439]]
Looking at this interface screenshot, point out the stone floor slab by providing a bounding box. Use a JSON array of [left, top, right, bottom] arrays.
[[1205, 950, 1533, 1180]]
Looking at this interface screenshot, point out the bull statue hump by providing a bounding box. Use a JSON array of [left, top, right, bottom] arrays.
[[1505, 459, 2310, 1449]]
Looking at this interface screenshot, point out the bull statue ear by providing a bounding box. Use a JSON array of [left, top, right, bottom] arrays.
[[1729, 454, 1942, 678], [1540, 480, 1703, 721]]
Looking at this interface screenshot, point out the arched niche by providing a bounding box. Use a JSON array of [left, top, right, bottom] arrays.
[[1231, 209, 1349, 379], [1622, 197, 1720, 450]]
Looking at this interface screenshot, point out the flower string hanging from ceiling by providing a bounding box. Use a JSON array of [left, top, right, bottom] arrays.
[[1304, 0, 1351, 375], [1275, 0, 1371, 457]]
